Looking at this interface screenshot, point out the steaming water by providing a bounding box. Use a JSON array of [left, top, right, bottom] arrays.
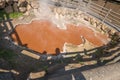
[[34, 0, 67, 29], [33, 0, 109, 45]]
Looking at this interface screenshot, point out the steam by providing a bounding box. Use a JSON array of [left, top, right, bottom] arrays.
[[34, 0, 52, 19], [34, 0, 109, 45], [34, 0, 67, 29], [94, 33, 109, 45]]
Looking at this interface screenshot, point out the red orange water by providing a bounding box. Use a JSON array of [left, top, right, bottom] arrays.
[[11, 20, 108, 54]]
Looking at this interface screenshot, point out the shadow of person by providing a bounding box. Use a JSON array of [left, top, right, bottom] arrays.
[[55, 48, 63, 62], [72, 73, 86, 80], [22, 44, 28, 47], [55, 48, 60, 55], [41, 51, 47, 61], [84, 49, 87, 55], [50, 48, 61, 61]]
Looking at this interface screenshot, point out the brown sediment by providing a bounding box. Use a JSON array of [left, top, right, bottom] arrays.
[[11, 20, 108, 54]]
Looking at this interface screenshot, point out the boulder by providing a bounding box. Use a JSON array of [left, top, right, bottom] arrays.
[[26, 4, 31, 11], [13, 2, 19, 12], [0, 0, 5, 9], [18, 0, 28, 7], [19, 7, 27, 13], [13, 0, 18, 1], [4, 5, 13, 13], [6, 0, 13, 5], [30, 0, 39, 9], [18, 0, 26, 3]]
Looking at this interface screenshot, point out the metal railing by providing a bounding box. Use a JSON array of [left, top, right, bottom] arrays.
[[58, 0, 120, 31]]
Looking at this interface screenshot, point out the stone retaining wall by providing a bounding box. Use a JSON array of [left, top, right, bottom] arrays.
[[0, 0, 39, 13], [52, 6, 117, 36]]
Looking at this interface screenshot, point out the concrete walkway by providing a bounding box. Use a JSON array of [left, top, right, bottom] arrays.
[[48, 62, 120, 80]]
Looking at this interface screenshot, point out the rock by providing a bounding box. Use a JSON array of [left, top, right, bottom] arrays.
[[26, 4, 31, 11], [116, 32, 120, 36], [13, 2, 19, 12], [21, 0, 26, 1], [0, 0, 5, 9], [4, 5, 13, 13], [6, 0, 13, 5], [18, 0, 28, 7], [30, 0, 39, 9], [55, 2, 61, 7], [5, 0, 10, 2], [24, 11, 29, 16], [19, 7, 27, 13], [29, 71, 46, 79], [114, 32, 120, 39], [84, 16, 89, 21], [18, 0, 26, 4], [13, 0, 18, 2]]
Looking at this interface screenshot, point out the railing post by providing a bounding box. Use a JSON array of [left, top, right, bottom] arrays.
[[84, 0, 90, 13], [102, 9, 112, 22], [97, 9, 112, 27], [87, 0, 91, 7]]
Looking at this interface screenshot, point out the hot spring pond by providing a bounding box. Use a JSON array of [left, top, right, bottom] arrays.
[[11, 20, 109, 54]]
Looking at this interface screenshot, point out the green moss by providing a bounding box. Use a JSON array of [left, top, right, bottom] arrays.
[[0, 10, 23, 20], [9, 12, 23, 19]]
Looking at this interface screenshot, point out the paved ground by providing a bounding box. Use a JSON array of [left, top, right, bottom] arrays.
[[48, 62, 120, 80]]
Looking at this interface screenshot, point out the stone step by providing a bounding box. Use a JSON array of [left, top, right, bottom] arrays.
[[101, 50, 120, 61], [2, 19, 13, 31], [107, 46, 120, 52], [21, 50, 40, 59], [106, 56, 120, 65], [28, 71, 46, 80], [5, 21, 12, 31]]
